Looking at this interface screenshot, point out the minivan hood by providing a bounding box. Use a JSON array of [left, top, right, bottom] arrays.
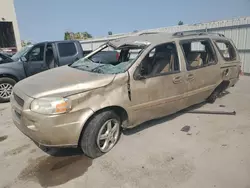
[[15, 66, 115, 98]]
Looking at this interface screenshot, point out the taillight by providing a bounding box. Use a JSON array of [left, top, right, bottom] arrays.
[[239, 65, 243, 77], [116, 52, 120, 60], [240, 69, 243, 76]]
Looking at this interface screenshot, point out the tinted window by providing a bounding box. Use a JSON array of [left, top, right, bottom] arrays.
[[140, 42, 179, 77], [28, 45, 45, 61], [58, 43, 77, 57], [214, 40, 237, 61], [181, 39, 216, 70]]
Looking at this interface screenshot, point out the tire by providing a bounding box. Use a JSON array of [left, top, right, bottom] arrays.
[[0, 77, 16, 103], [80, 110, 121, 158], [207, 90, 219, 104]]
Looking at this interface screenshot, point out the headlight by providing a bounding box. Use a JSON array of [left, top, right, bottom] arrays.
[[30, 97, 71, 115]]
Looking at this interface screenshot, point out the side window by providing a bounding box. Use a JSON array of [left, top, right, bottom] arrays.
[[28, 44, 45, 61], [140, 42, 179, 77], [58, 43, 77, 57], [214, 40, 236, 61], [181, 39, 216, 70]]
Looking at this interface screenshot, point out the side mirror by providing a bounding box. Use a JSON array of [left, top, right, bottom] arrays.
[[135, 73, 145, 80], [134, 64, 146, 80], [134, 68, 146, 80], [20, 56, 27, 62]]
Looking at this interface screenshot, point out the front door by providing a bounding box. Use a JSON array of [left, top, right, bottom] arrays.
[[179, 39, 221, 106], [24, 43, 48, 77], [128, 42, 187, 126]]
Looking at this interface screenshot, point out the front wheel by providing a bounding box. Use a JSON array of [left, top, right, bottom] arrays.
[[0, 77, 16, 103], [80, 111, 121, 158]]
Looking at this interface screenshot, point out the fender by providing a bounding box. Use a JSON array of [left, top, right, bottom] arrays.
[[0, 61, 26, 81]]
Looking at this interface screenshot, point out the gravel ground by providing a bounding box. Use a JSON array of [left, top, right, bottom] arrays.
[[0, 76, 250, 188]]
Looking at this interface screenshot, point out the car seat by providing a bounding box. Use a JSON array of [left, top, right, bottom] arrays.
[[187, 52, 203, 68], [46, 49, 57, 68], [150, 51, 171, 75]]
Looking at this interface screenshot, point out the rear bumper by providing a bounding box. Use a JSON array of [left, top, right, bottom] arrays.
[[228, 77, 239, 87]]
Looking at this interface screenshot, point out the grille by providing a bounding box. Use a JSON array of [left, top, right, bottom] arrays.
[[13, 93, 24, 107], [15, 110, 21, 119]]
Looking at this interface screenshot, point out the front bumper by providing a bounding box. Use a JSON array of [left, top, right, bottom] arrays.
[[10, 89, 94, 147]]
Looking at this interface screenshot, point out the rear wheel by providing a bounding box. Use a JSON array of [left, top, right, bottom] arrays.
[[0, 77, 16, 103], [207, 81, 230, 104], [80, 110, 121, 158], [207, 90, 219, 103]]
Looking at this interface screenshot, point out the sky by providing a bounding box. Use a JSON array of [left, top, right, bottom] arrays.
[[14, 0, 250, 42]]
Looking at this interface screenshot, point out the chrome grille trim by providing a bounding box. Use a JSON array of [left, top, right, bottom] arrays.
[[13, 93, 24, 107]]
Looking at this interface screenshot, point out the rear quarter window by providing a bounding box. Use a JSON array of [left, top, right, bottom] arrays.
[[58, 43, 77, 57], [214, 40, 237, 61]]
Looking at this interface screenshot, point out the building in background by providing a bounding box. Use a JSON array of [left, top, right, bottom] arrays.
[[0, 0, 21, 54]]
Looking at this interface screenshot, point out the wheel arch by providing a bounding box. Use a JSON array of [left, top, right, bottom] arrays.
[[77, 105, 129, 146], [215, 80, 230, 93], [207, 80, 231, 103], [0, 73, 19, 82]]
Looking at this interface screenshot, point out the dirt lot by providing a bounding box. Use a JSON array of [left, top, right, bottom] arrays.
[[0, 76, 250, 188]]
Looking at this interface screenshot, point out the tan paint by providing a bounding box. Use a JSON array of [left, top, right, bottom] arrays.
[[10, 33, 241, 147]]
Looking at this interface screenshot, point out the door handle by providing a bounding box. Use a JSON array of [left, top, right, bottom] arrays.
[[187, 74, 194, 81], [223, 69, 229, 76], [173, 76, 182, 84]]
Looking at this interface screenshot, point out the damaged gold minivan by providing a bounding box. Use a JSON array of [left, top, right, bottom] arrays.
[[10, 32, 241, 158]]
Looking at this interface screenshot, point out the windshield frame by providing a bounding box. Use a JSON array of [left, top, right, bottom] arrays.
[[84, 44, 109, 59], [70, 42, 147, 75], [11, 45, 33, 61]]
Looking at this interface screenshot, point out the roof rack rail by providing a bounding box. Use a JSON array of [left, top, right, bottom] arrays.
[[137, 31, 160, 36], [199, 32, 225, 37], [172, 31, 225, 37], [172, 31, 196, 36]]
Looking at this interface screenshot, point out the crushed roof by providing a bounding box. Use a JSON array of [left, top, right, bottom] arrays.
[[109, 33, 173, 47], [108, 32, 226, 47]]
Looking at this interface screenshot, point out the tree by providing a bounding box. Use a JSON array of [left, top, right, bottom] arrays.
[[64, 32, 71, 40], [75, 32, 82, 39], [178, 21, 184, 25], [108, 31, 112, 35], [21, 40, 32, 47], [82, 32, 92, 39], [64, 31, 92, 40]]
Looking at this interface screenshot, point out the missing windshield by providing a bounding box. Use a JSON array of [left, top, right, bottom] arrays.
[[71, 44, 145, 74]]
